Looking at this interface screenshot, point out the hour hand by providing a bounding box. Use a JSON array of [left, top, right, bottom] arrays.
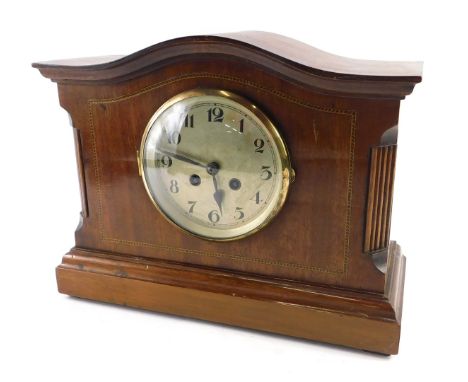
[[157, 148, 206, 168]]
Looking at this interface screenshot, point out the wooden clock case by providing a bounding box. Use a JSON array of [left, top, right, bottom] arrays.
[[33, 32, 422, 354]]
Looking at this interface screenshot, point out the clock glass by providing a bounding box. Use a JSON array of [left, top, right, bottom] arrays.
[[139, 89, 293, 240]]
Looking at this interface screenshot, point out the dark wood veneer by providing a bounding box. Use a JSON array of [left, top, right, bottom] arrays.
[[34, 31, 421, 354]]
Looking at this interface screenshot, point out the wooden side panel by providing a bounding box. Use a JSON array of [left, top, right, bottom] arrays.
[[73, 127, 89, 218], [364, 145, 397, 252]]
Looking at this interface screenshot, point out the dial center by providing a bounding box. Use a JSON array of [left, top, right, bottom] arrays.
[[206, 162, 220, 176]]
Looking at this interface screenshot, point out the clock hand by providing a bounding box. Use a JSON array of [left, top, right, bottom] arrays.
[[157, 148, 206, 169], [212, 175, 224, 216], [206, 162, 223, 216]]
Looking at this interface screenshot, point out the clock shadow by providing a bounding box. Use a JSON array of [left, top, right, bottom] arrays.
[[67, 296, 391, 359]]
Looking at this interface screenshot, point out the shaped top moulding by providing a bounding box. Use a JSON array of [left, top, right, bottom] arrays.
[[33, 31, 423, 99]]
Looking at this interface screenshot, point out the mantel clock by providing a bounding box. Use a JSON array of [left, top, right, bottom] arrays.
[[33, 32, 422, 354]]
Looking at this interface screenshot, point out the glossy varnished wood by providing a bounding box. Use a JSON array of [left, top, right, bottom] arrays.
[[34, 32, 421, 354], [57, 241, 404, 354], [56, 67, 392, 292]]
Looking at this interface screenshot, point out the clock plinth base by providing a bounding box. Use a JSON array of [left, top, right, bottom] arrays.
[[56, 242, 405, 355]]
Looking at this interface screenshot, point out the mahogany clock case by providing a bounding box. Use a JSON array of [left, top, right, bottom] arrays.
[[33, 32, 422, 355]]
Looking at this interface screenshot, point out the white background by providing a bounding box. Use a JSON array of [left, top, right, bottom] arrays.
[[1, 0, 467, 380]]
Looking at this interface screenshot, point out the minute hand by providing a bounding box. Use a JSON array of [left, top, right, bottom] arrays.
[[157, 148, 207, 169], [212, 175, 224, 216]]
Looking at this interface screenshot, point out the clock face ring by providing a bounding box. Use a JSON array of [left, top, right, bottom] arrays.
[[139, 89, 294, 241]]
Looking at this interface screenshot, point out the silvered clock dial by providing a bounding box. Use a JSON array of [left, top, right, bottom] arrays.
[[139, 89, 294, 240]]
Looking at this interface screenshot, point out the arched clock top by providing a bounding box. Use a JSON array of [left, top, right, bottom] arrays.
[[32, 31, 422, 99]]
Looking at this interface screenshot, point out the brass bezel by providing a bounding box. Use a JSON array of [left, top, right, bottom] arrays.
[[138, 89, 294, 241]]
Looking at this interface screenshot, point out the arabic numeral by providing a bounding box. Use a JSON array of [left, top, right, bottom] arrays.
[[156, 155, 172, 168], [254, 138, 264, 153], [235, 207, 245, 220], [250, 191, 261, 205], [167, 131, 181, 144], [207, 107, 224, 122], [184, 114, 194, 128], [261, 166, 272, 180], [187, 201, 197, 213], [208, 210, 220, 223], [169, 179, 179, 193]]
